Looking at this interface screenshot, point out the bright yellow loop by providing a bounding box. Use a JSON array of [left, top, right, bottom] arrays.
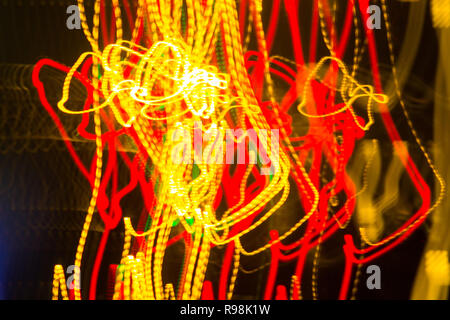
[[297, 56, 389, 131]]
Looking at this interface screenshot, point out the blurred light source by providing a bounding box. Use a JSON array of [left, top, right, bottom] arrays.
[[431, 0, 450, 29]]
